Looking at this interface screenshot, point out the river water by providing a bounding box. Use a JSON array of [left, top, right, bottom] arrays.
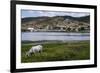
[[21, 32, 90, 41]]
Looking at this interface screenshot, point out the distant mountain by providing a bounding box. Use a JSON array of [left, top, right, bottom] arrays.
[[72, 16, 90, 23], [22, 16, 49, 24], [60, 15, 90, 23], [22, 15, 90, 24]]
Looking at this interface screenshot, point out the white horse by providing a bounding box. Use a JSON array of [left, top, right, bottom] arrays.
[[26, 45, 43, 56]]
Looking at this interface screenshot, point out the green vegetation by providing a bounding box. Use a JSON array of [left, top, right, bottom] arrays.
[[21, 41, 90, 63]]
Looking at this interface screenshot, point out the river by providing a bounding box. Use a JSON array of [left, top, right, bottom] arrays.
[[21, 32, 90, 41]]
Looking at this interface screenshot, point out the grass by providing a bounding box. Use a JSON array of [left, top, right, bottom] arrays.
[[21, 40, 90, 63]]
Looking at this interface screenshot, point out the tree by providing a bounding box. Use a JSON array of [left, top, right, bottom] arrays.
[[67, 27, 71, 31], [79, 27, 85, 31]]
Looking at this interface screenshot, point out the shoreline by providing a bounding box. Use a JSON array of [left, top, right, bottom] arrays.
[[22, 40, 90, 46], [22, 31, 90, 33]]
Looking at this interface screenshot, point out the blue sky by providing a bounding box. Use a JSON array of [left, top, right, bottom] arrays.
[[21, 10, 90, 18]]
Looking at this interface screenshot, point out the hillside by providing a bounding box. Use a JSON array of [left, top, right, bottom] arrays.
[[21, 15, 90, 32]]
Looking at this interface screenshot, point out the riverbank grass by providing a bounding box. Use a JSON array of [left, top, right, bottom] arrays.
[[21, 41, 90, 63]]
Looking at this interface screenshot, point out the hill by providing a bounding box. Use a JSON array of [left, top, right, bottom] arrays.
[[21, 15, 90, 32]]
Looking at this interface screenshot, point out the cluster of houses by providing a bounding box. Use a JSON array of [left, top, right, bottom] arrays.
[[22, 25, 89, 32]]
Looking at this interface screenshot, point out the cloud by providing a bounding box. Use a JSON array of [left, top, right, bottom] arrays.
[[21, 10, 90, 18]]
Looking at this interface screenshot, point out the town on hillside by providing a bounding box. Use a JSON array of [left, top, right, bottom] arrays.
[[21, 16, 90, 32]]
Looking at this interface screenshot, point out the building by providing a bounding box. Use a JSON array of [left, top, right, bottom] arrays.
[[27, 27, 34, 32]]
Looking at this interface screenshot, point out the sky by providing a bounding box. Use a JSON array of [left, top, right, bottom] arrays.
[[21, 10, 90, 18]]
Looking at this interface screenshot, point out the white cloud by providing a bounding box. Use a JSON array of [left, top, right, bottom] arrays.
[[22, 10, 90, 18]]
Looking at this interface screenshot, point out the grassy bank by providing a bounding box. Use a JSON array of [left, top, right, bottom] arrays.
[[21, 41, 90, 63]]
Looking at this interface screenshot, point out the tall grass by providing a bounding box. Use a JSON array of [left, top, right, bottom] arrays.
[[21, 41, 90, 63]]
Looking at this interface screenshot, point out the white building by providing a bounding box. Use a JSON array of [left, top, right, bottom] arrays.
[[27, 27, 34, 32]]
